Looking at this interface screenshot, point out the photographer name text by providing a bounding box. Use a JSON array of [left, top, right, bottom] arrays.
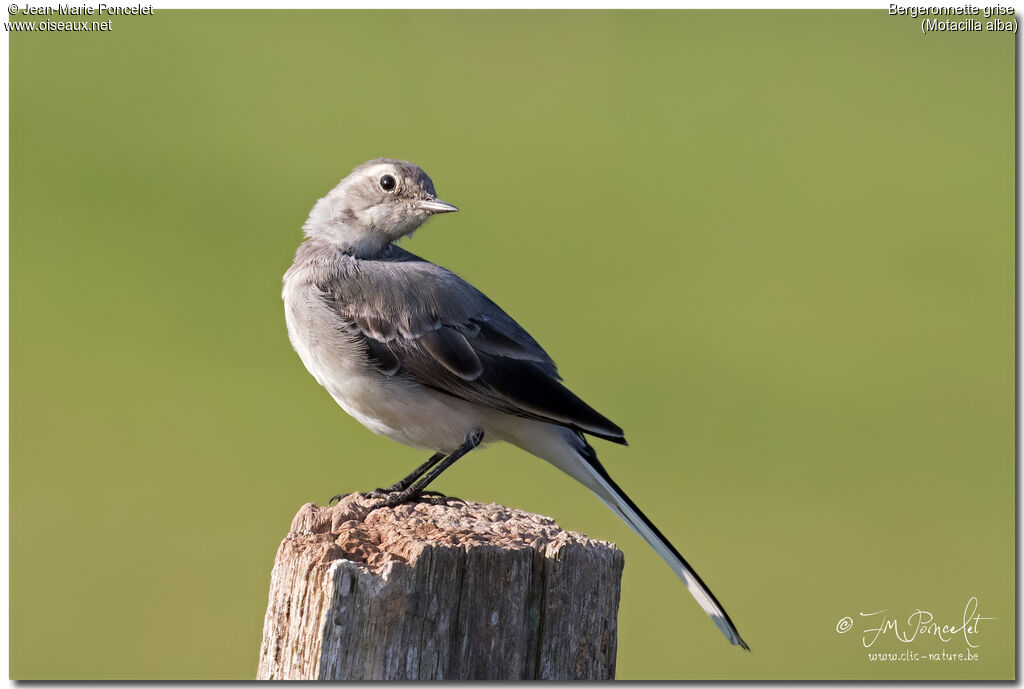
[[10, 3, 152, 15]]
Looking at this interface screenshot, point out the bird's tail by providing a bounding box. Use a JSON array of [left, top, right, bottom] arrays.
[[555, 433, 749, 650]]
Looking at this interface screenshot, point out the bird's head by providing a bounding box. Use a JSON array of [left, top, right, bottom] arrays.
[[303, 158, 458, 256]]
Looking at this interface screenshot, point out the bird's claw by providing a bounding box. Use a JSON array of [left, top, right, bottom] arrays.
[[420, 494, 467, 506], [367, 489, 463, 511], [410, 490, 465, 506], [368, 491, 411, 511]]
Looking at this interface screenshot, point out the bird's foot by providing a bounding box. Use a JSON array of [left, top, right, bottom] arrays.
[[416, 490, 466, 506], [368, 489, 464, 511], [359, 482, 430, 499], [362, 487, 398, 499], [326, 490, 406, 506], [330, 487, 466, 507]]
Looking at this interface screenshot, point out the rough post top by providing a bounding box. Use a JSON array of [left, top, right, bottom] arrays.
[[286, 492, 620, 573]]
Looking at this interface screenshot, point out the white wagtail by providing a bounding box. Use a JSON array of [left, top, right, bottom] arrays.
[[283, 159, 748, 649]]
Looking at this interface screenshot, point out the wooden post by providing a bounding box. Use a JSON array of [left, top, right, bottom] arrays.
[[257, 492, 624, 680]]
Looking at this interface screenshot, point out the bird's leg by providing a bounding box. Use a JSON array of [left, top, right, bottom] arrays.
[[332, 452, 447, 505], [370, 430, 483, 510], [360, 451, 446, 499]]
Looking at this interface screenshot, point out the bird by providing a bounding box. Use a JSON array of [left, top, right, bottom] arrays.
[[282, 158, 748, 650]]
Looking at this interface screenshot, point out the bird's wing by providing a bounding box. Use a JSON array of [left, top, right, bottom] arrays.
[[318, 248, 626, 444]]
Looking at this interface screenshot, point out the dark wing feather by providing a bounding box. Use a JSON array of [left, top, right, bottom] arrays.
[[353, 312, 397, 341], [419, 327, 483, 380], [364, 339, 400, 376], [319, 246, 626, 444], [472, 353, 626, 443]]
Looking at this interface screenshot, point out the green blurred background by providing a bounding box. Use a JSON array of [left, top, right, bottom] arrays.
[[10, 10, 1014, 680]]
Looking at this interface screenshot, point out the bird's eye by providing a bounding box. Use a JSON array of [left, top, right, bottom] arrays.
[[379, 175, 396, 192]]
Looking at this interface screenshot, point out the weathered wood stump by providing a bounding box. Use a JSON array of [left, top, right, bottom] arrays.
[[257, 492, 624, 680]]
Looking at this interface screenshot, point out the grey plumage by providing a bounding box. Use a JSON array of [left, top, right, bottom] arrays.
[[307, 240, 624, 442], [283, 158, 747, 649]]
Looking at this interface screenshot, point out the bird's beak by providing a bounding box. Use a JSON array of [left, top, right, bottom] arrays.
[[417, 197, 459, 214]]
